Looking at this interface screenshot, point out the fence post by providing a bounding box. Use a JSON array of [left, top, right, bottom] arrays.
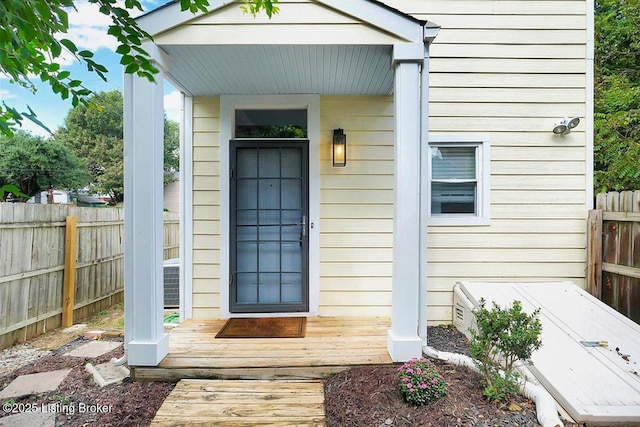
[[62, 216, 78, 327], [587, 209, 603, 298]]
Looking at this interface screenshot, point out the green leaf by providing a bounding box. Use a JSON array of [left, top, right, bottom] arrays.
[[107, 26, 120, 37], [51, 41, 62, 57], [116, 44, 131, 55], [78, 50, 94, 59], [126, 34, 141, 45], [57, 70, 71, 80], [59, 38, 78, 53], [124, 63, 140, 74], [92, 63, 108, 74], [119, 55, 134, 65], [23, 105, 52, 135]]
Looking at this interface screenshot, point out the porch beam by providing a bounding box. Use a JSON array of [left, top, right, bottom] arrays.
[[123, 51, 169, 366], [387, 42, 424, 362]]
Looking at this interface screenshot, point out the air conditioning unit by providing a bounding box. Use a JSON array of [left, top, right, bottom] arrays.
[[163, 258, 180, 308]]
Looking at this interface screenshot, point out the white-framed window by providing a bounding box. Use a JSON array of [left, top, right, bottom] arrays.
[[428, 135, 490, 226]]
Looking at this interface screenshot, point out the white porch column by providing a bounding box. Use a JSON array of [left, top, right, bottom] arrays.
[[123, 52, 169, 366], [388, 42, 424, 362]]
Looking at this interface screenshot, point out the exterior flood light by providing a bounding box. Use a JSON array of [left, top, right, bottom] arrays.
[[553, 117, 580, 135], [333, 128, 346, 167]]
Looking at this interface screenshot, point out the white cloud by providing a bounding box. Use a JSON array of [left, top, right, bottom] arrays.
[[164, 90, 183, 123], [0, 88, 17, 100], [53, 0, 165, 62], [64, 2, 119, 52], [66, 25, 119, 52]]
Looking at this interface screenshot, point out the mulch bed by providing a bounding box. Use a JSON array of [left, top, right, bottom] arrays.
[[324, 325, 543, 427], [0, 337, 174, 427]]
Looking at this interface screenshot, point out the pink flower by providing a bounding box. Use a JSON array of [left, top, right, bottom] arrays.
[[407, 383, 413, 388], [416, 368, 422, 374]]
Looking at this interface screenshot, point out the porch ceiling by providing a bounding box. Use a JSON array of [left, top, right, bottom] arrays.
[[161, 44, 395, 96]]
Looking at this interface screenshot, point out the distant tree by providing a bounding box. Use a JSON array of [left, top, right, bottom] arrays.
[[56, 90, 180, 204], [0, 0, 278, 136], [594, 0, 640, 192], [164, 118, 180, 185], [0, 131, 89, 200]]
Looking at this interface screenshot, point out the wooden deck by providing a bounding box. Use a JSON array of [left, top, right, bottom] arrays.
[[132, 316, 393, 381], [151, 379, 325, 426]]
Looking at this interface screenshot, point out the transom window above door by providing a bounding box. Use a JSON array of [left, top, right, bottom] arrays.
[[235, 109, 307, 138]]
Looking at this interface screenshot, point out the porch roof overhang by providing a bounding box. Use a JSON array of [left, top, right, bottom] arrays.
[[136, 0, 438, 96], [124, 0, 441, 367], [160, 44, 395, 96]]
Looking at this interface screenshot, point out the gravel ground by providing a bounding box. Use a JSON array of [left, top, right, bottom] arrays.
[[0, 343, 51, 377]]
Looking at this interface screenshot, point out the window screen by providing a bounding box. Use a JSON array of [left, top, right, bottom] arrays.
[[431, 146, 477, 215]]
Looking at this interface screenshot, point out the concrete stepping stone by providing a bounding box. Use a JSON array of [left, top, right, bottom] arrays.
[[0, 369, 72, 400], [0, 410, 56, 427], [63, 341, 121, 358], [85, 362, 130, 387]]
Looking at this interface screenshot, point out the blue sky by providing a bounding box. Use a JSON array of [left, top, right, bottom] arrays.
[[0, 0, 181, 137]]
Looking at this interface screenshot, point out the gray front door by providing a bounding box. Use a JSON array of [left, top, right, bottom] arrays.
[[230, 141, 309, 313]]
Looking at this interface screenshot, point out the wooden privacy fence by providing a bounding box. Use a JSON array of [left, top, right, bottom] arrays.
[[0, 203, 179, 350], [587, 191, 640, 324]]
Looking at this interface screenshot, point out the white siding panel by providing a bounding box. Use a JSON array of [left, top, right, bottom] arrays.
[[390, 0, 584, 15], [431, 88, 585, 103], [430, 73, 585, 89], [434, 30, 586, 45], [191, 96, 221, 318], [431, 44, 585, 59], [431, 103, 586, 118], [430, 58, 585, 74], [319, 96, 394, 316], [196, 2, 359, 25], [424, 14, 586, 30]]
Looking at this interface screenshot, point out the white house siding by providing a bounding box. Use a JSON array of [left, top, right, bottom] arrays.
[[185, 1, 589, 323], [320, 96, 394, 317], [191, 97, 222, 319], [391, 0, 589, 323]]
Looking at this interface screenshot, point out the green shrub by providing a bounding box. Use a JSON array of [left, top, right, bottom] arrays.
[[469, 299, 542, 402], [397, 357, 446, 405]]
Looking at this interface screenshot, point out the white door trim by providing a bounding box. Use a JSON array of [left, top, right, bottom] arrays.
[[219, 95, 320, 318]]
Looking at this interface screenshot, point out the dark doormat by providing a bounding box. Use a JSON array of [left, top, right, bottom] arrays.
[[215, 317, 307, 339]]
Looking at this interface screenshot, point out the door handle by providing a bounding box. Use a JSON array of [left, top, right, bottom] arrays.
[[299, 215, 307, 237], [299, 215, 306, 247]]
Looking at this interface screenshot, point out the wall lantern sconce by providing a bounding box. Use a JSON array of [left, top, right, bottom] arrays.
[[333, 128, 347, 167], [553, 117, 580, 135]]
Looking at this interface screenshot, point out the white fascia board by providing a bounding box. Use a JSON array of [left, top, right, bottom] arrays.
[[137, 0, 233, 36], [318, 0, 423, 42]]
